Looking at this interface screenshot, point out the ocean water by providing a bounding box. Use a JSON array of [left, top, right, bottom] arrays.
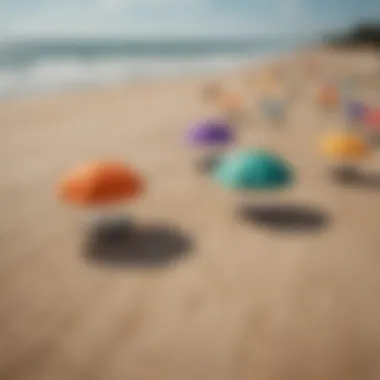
[[0, 36, 313, 98]]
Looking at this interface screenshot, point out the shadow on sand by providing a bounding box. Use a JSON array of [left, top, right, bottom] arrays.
[[331, 167, 380, 191], [237, 203, 331, 233], [84, 222, 194, 270]]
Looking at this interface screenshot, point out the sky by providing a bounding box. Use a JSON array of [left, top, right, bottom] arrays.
[[0, 0, 379, 39]]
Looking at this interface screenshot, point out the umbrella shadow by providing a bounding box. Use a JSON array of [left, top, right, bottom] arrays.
[[237, 202, 331, 233], [83, 222, 195, 270], [331, 167, 380, 191]]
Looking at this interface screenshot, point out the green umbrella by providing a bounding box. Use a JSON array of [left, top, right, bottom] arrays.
[[214, 148, 294, 191], [214, 148, 296, 225]]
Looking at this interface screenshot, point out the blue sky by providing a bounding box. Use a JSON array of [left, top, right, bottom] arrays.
[[0, 0, 379, 39]]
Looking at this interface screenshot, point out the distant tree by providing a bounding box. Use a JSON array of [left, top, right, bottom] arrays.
[[325, 22, 380, 48]]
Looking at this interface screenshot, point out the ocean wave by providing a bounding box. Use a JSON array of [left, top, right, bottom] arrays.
[[0, 53, 275, 98]]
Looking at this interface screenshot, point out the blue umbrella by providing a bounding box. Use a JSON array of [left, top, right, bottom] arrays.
[[261, 98, 286, 122], [345, 101, 368, 124], [214, 148, 294, 191], [339, 76, 358, 99]]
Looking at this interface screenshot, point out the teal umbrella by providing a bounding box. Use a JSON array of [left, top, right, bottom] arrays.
[[214, 148, 294, 191]]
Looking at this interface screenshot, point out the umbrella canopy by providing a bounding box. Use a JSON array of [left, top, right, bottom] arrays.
[[340, 77, 356, 97], [219, 92, 244, 112], [185, 119, 235, 148], [58, 161, 144, 207], [320, 132, 371, 161], [261, 98, 286, 120], [214, 148, 294, 191], [365, 108, 380, 130], [345, 101, 368, 123]]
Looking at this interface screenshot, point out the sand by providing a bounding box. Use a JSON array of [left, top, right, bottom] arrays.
[[1, 48, 380, 380]]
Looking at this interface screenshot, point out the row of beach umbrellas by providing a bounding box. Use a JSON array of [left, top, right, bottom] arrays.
[[57, 54, 379, 240]]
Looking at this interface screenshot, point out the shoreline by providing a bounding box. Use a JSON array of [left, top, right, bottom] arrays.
[[0, 46, 304, 104]]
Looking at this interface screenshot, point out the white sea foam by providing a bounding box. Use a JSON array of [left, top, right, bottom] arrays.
[[0, 53, 275, 99]]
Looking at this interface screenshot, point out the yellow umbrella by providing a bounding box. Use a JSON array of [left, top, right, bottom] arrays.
[[320, 132, 371, 162]]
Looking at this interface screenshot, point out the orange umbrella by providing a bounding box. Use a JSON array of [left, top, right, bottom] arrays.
[[219, 91, 244, 113], [59, 161, 144, 207]]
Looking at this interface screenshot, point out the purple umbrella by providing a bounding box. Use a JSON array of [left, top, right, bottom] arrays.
[[185, 119, 236, 173], [186, 119, 235, 147], [345, 101, 368, 125]]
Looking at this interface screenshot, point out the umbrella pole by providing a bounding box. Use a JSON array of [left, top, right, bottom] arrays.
[[197, 147, 225, 174], [235, 191, 256, 215], [83, 206, 134, 237]]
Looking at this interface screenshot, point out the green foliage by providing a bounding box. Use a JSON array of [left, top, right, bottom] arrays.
[[326, 23, 380, 47]]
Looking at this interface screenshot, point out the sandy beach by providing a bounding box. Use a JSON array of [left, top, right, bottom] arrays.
[[1, 48, 380, 380]]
